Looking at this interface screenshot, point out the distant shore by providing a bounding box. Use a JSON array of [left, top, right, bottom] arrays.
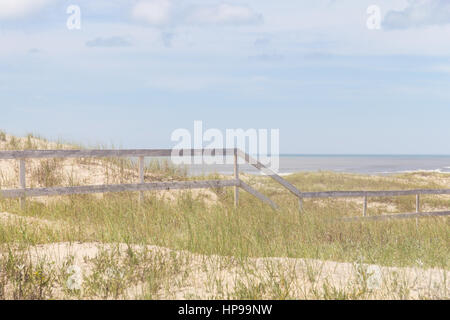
[[185, 154, 450, 176]]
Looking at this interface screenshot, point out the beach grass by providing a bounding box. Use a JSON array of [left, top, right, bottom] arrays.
[[0, 133, 448, 299]]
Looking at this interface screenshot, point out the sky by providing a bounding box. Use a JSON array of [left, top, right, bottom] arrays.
[[1, 0, 450, 154]]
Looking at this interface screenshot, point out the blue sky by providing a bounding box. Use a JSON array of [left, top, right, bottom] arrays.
[[1, 0, 450, 154]]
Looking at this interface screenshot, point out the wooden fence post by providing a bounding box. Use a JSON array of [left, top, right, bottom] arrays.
[[234, 149, 239, 208], [138, 156, 145, 205], [19, 159, 26, 210], [415, 194, 420, 227], [363, 196, 368, 217], [298, 197, 303, 213]]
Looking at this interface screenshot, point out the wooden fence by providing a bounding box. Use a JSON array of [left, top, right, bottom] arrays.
[[0, 148, 449, 221], [0, 148, 283, 210], [302, 190, 450, 221], [234, 150, 450, 220]]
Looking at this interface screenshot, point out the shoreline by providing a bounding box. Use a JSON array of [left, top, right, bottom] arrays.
[[187, 168, 450, 177]]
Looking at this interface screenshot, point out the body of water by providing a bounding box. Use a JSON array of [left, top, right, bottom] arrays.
[[183, 155, 450, 176]]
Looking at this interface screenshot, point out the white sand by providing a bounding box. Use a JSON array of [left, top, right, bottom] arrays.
[[1, 240, 445, 300]]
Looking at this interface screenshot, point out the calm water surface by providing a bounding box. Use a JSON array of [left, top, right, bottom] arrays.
[[181, 155, 450, 176]]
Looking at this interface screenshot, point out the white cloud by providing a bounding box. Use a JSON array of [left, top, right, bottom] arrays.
[[0, 0, 54, 19], [131, 1, 262, 27], [132, 0, 172, 25], [187, 3, 262, 25], [383, 0, 450, 29]]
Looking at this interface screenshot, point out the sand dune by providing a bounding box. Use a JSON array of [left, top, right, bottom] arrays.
[[0, 133, 448, 300], [2, 241, 445, 300]]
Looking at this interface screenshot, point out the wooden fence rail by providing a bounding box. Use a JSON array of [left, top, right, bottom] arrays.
[[342, 211, 450, 222], [0, 148, 280, 210], [301, 189, 450, 220], [301, 189, 450, 198], [0, 149, 236, 159], [0, 180, 240, 199]]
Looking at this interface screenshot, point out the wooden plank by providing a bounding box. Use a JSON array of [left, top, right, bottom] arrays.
[[363, 196, 368, 217], [138, 156, 145, 204], [416, 194, 420, 213], [139, 157, 145, 182], [301, 189, 450, 198], [234, 150, 239, 207], [342, 211, 450, 222], [19, 159, 26, 209], [236, 150, 302, 198], [0, 148, 236, 160], [239, 180, 279, 210], [0, 180, 240, 199]]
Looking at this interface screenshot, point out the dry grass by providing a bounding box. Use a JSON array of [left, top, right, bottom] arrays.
[[0, 131, 448, 300]]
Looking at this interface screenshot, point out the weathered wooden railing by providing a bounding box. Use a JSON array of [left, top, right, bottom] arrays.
[[0, 148, 286, 210], [238, 150, 450, 220], [301, 189, 450, 221], [0, 148, 449, 221]]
